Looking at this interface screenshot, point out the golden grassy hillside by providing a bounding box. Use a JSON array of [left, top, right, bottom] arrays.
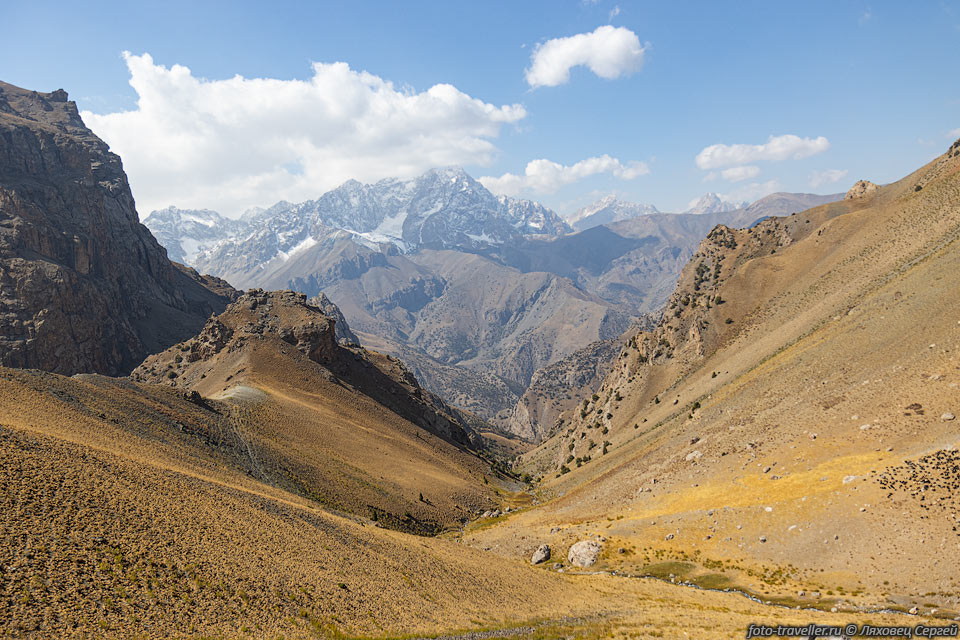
[[0, 366, 919, 638], [131, 289, 503, 532], [469, 140, 960, 618], [3, 340, 925, 638]]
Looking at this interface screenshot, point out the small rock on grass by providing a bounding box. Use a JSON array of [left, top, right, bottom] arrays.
[[531, 544, 550, 565]]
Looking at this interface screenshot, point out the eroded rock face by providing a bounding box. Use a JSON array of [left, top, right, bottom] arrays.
[[0, 81, 236, 375], [844, 180, 879, 200]]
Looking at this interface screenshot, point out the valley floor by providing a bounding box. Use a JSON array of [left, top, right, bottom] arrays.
[[0, 406, 939, 639]]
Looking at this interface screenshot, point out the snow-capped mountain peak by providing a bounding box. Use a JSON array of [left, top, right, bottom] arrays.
[[685, 192, 748, 215], [566, 195, 659, 232], [146, 167, 573, 277], [142, 206, 243, 264]]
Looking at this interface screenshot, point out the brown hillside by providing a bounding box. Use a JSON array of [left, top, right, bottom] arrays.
[[132, 289, 499, 532], [469, 139, 960, 616], [0, 367, 915, 638]]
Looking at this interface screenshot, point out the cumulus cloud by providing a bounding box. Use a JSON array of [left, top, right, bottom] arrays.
[[609, 5, 621, 19], [478, 155, 648, 196], [719, 165, 760, 182], [808, 169, 849, 188], [525, 26, 646, 88], [949, 127, 960, 138], [695, 134, 830, 170], [82, 52, 526, 217]]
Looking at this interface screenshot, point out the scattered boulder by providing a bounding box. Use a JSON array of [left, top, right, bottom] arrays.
[[567, 540, 603, 568], [531, 544, 551, 565], [942, 412, 955, 421]]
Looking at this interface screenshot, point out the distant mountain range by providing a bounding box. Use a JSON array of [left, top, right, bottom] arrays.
[[145, 168, 570, 272], [145, 172, 842, 439]]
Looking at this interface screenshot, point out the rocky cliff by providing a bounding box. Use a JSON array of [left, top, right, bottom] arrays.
[[0, 81, 236, 375]]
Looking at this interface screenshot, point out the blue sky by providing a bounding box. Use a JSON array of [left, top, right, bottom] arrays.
[[4, 1, 959, 217]]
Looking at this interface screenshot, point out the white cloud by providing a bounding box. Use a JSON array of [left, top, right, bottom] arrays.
[[949, 127, 960, 138], [525, 26, 646, 88], [695, 134, 830, 170], [82, 52, 526, 217], [479, 155, 648, 196], [719, 179, 782, 204], [609, 5, 621, 20], [808, 169, 849, 188], [719, 165, 760, 182]]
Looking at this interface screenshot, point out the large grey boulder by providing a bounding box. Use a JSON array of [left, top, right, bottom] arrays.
[[567, 540, 603, 568]]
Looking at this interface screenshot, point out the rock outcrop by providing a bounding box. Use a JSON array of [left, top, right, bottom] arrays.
[[0, 81, 236, 375], [309, 291, 360, 345], [845, 180, 879, 200]]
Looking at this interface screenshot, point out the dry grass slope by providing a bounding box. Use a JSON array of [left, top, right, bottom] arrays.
[[471, 140, 960, 617]]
